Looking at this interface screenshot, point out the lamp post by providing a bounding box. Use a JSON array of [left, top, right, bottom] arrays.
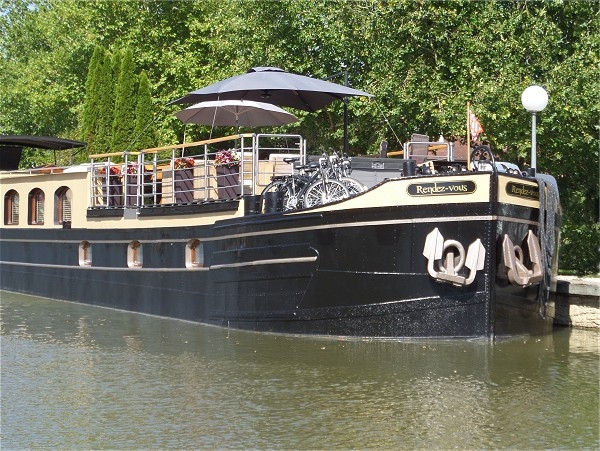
[[326, 66, 349, 155], [521, 85, 548, 174]]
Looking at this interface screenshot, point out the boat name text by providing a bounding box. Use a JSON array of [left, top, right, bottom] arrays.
[[506, 182, 539, 200], [407, 181, 476, 196]]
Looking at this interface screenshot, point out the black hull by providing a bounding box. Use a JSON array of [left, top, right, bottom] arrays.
[[0, 199, 554, 339]]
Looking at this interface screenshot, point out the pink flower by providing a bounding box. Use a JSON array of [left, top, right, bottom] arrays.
[[127, 164, 139, 174], [214, 149, 241, 167]]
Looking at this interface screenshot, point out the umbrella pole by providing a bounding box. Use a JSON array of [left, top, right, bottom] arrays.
[[344, 69, 348, 155], [209, 104, 218, 140]]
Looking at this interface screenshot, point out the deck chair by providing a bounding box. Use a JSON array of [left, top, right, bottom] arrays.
[[406, 134, 451, 163], [407, 134, 431, 164]]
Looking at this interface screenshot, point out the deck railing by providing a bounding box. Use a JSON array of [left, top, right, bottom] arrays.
[[88, 133, 306, 208]]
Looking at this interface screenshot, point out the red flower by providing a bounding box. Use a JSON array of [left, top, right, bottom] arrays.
[[174, 157, 195, 169], [99, 165, 121, 175]]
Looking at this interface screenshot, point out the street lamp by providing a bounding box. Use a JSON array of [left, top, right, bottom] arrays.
[[521, 85, 548, 174]]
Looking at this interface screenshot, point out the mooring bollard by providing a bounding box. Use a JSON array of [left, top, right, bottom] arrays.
[[263, 191, 284, 213], [403, 160, 416, 177], [243, 195, 262, 215]]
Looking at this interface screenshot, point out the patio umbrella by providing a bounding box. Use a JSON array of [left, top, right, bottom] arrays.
[[168, 67, 373, 112], [175, 99, 298, 129]]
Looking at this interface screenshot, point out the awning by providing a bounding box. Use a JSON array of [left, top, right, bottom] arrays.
[[0, 135, 86, 170]]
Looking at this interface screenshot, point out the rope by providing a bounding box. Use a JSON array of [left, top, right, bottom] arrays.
[[374, 102, 402, 144], [120, 103, 171, 155]]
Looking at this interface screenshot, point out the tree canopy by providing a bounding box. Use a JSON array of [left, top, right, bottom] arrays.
[[0, 0, 597, 273]]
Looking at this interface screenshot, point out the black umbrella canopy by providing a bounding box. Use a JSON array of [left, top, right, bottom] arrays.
[[168, 67, 373, 112]]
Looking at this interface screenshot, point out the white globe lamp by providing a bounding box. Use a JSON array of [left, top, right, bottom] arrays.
[[521, 85, 548, 173]]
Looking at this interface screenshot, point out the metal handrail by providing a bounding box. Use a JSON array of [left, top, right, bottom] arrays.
[[402, 141, 454, 162], [88, 133, 305, 208]]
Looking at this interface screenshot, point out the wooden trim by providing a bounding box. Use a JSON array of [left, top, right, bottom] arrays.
[[386, 150, 404, 157], [140, 133, 254, 155]]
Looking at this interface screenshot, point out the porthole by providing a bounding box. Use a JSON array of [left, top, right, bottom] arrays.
[[128, 240, 143, 268], [186, 239, 204, 268], [79, 241, 92, 267]]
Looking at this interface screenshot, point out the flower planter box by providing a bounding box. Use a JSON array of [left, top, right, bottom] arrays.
[[103, 175, 123, 206], [175, 168, 194, 203], [125, 174, 141, 207], [216, 165, 240, 199], [192, 164, 217, 201]]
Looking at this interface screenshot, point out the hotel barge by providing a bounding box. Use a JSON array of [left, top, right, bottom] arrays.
[[0, 133, 560, 339]]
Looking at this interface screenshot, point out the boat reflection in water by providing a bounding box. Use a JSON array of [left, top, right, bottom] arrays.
[[1, 291, 598, 450]]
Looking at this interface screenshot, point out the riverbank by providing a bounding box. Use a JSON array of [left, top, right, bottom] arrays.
[[553, 275, 600, 330]]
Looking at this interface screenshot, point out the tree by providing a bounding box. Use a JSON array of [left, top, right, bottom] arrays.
[[0, 0, 597, 273], [80, 45, 105, 152], [0, 0, 92, 137], [111, 47, 137, 152], [133, 71, 157, 151], [94, 50, 115, 153]]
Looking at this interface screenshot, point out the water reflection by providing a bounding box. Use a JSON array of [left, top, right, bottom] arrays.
[[1, 291, 598, 450]]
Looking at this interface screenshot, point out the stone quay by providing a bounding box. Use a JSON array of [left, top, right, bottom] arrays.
[[553, 276, 600, 330]]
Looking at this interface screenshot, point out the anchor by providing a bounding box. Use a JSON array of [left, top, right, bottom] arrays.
[[502, 230, 543, 287], [423, 228, 485, 287]]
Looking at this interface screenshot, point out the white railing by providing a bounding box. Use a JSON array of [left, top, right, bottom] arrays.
[[88, 133, 306, 208]]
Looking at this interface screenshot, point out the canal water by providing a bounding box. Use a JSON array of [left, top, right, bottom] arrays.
[[1, 291, 598, 450]]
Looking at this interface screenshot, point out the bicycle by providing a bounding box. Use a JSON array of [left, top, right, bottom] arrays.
[[326, 151, 367, 196], [262, 156, 349, 211]]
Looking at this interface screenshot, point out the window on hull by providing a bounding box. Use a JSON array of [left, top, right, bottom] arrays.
[[28, 188, 45, 225], [4, 190, 19, 225], [55, 186, 72, 226]]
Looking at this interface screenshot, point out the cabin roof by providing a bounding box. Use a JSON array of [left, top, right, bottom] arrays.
[[0, 135, 86, 170], [0, 135, 86, 150]]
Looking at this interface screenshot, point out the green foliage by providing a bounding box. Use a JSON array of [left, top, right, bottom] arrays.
[[0, 0, 93, 135], [81, 46, 103, 144], [111, 48, 122, 90], [0, 0, 597, 273], [559, 222, 600, 276], [93, 50, 114, 153], [133, 71, 157, 151], [81, 46, 159, 154], [111, 47, 137, 152]]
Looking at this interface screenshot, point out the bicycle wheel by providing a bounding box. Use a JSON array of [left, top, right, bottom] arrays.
[[262, 179, 288, 194], [283, 187, 300, 211], [303, 180, 349, 208], [263, 178, 308, 211], [339, 177, 367, 196]]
